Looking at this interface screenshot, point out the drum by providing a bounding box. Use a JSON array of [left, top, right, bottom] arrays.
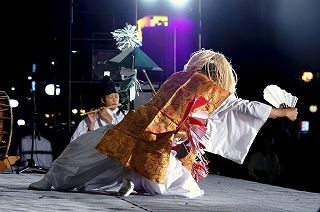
[[0, 91, 13, 159]]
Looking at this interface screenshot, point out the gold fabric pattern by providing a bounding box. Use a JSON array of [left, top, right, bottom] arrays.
[[96, 70, 230, 184], [178, 150, 197, 173]]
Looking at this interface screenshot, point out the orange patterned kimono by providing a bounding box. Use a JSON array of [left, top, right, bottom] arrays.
[[96, 70, 230, 184]]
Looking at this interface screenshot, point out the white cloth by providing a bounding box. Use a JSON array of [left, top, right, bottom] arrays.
[[46, 126, 124, 191], [45, 126, 203, 197], [132, 150, 204, 198], [70, 108, 126, 142], [67, 108, 127, 190], [43, 95, 272, 198], [204, 94, 272, 164]]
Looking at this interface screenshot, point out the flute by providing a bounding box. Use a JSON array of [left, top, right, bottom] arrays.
[[80, 103, 122, 116]]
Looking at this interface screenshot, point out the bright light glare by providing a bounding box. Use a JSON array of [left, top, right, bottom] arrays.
[[9, 99, 19, 108], [170, 0, 189, 7], [301, 71, 313, 82], [309, 105, 318, 113], [17, 119, 26, 126], [80, 109, 86, 115], [45, 84, 61, 95]]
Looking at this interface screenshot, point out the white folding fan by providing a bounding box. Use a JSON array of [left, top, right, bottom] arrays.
[[263, 84, 298, 108]]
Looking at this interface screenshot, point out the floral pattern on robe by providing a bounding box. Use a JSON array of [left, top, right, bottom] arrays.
[[96, 70, 230, 184]]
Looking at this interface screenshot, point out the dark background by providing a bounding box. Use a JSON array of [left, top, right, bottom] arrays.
[[1, 0, 319, 192]]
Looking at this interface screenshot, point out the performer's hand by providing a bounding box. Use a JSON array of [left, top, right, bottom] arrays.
[[87, 111, 97, 131], [269, 107, 298, 121], [285, 108, 298, 121]]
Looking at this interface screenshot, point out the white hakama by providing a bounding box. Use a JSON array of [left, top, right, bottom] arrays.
[[45, 126, 204, 197], [46, 126, 123, 191]]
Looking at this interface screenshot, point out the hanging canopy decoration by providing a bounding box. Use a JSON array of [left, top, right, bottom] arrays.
[[107, 46, 160, 71], [108, 23, 160, 105]]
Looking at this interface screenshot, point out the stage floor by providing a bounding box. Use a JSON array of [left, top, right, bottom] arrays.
[[1, 172, 319, 212]]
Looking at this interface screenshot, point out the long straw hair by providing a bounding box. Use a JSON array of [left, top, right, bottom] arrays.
[[184, 49, 237, 94]]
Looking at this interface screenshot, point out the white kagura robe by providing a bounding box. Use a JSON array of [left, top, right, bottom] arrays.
[[70, 108, 126, 142], [204, 94, 272, 164], [44, 95, 272, 198]]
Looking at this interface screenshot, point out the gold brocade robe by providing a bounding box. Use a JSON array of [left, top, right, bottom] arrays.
[[96, 70, 230, 184]]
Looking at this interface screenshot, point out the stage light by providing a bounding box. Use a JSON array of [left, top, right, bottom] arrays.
[[32, 64, 36, 73], [9, 99, 19, 108], [170, 0, 189, 7], [31, 81, 36, 91], [301, 71, 313, 82], [80, 109, 86, 115], [141, 0, 158, 3], [309, 105, 318, 113], [45, 84, 61, 96], [72, 109, 78, 114], [17, 119, 25, 126], [10, 87, 15, 91]]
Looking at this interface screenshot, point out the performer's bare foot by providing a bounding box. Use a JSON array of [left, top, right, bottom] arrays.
[[28, 177, 52, 190]]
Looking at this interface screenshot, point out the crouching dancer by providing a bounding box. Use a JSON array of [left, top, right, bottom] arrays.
[[29, 49, 297, 198]]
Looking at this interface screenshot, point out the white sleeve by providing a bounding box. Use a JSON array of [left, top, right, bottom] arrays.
[[70, 119, 90, 142], [204, 95, 272, 164]]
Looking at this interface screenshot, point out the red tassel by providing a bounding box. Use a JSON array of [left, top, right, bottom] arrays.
[[178, 96, 211, 181]]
